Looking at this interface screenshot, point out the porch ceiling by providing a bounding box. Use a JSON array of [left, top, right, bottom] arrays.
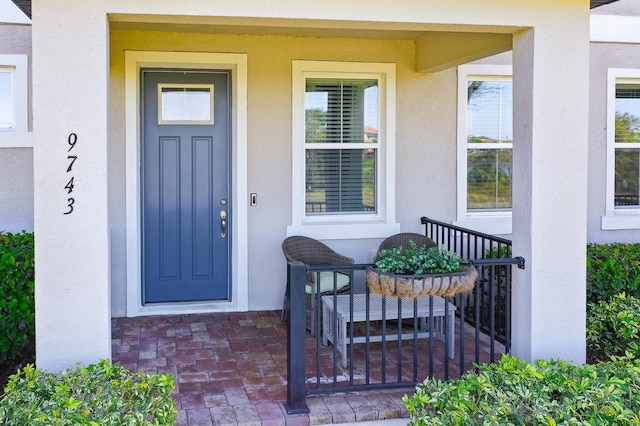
[[108, 14, 520, 73], [108, 14, 520, 40]]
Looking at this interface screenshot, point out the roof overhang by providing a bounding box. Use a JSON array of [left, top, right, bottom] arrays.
[[10, 0, 30, 18], [10, 0, 621, 20]]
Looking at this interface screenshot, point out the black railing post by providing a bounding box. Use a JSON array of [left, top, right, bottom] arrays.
[[285, 261, 310, 414]]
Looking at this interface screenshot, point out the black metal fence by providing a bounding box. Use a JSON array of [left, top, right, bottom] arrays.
[[421, 216, 524, 345], [284, 221, 525, 414]]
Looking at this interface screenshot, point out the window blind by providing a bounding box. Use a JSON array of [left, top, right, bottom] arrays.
[[305, 78, 378, 214]]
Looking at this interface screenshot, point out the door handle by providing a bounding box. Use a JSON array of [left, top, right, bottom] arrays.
[[220, 210, 227, 238]]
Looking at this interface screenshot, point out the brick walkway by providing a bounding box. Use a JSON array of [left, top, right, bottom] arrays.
[[112, 310, 503, 425]]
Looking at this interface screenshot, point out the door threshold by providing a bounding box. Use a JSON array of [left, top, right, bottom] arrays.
[[129, 300, 238, 317]]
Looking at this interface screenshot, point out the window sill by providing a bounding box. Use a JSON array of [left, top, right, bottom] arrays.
[[0, 132, 33, 148], [601, 213, 640, 230], [453, 216, 512, 236], [287, 222, 400, 240]]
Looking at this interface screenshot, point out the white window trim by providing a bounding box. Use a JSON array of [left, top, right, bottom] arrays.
[[602, 68, 640, 231], [455, 64, 512, 235], [0, 54, 32, 148], [287, 60, 399, 240]]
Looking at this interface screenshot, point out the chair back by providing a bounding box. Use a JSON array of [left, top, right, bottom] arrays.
[[282, 236, 354, 266], [377, 232, 437, 255]]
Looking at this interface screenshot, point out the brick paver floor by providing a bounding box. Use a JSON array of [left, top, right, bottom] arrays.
[[112, 310, 503, 425]]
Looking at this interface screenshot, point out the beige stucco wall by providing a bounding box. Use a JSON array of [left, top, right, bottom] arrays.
[[108, 30, 458, 316], [0, 23, 33, 233]]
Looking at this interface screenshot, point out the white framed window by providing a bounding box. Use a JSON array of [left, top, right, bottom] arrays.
[[602, 69, 640, 230], [455, 65, 513, 235], [0, 54, 30, 148], [287, 61, 399, 239]]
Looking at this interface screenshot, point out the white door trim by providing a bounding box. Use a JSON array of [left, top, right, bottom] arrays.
[[124, 50, 248, 316]]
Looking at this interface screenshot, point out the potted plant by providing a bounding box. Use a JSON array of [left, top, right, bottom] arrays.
[[366, 242, 477, 298]]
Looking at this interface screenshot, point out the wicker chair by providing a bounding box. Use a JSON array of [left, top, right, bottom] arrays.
[[377, 232, 437, 255], [281, 236, 354, 336]]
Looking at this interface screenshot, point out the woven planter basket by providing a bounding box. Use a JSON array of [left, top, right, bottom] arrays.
[[366, 265, 478, 298]]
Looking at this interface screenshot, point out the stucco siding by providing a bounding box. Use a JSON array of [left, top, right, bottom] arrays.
[[0, 148, 33, 232]]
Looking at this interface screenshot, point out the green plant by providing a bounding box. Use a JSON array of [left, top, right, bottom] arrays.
[[0, 360, 178, 425], [586, 242, 640, 303], [402, 354, 640, 425], [373, 242, 468, 275], [587, 292, 640, 363], [0, 231, 35, 364]]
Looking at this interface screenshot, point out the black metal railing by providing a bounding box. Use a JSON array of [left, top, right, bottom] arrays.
[[614, 194, 640, 206], [285, 240, 525, 413], [421, 216, 524, 345]]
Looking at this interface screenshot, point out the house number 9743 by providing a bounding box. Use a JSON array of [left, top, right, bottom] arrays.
[[63, 133, 77, 215]]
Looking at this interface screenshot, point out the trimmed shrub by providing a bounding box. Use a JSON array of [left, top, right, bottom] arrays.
[[587, 292, 640, 363], [0, 231, 35, 364], [403, 354, 640, 425], [587, 242, 640, 303], [0, 360, 178, 425]]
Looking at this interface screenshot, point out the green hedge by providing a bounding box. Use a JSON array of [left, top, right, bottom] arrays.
[[403, 354, 640, 425], [587, 242, 640, 303], [0, 360, 178, 425], [0, 231, 35, 364], [587, 292, 640, 363]]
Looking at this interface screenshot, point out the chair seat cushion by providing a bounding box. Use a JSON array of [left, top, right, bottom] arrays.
[[305, 271, 350, 294]]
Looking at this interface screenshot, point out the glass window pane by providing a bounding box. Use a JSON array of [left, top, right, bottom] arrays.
[[615, 148, 640, 207], [305, 149, 376, 214], [305, 78, 378, 144], [615, 84, 640, 143], [467, 149, 512, 210], [467, 80, 512, 144], [0, 70, 13, 129], [160, 85, 213, 124]]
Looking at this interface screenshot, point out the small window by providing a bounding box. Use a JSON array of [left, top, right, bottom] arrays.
[[288, 61, 399, 239], [456, 65, 513, 235], [613, 83, 640, 208], [603, 69, 640, 230], [467, 79, 513, 211], [0, 55, 30, 148], [305, 78, 378, 215], [158, 84, 214, 125], [0, 69, 14, 130]]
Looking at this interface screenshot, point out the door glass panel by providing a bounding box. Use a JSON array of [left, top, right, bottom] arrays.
[[0, 70, 13, 129], [158, 84, 214, 125]]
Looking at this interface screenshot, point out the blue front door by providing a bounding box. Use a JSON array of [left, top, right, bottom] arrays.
[[142, 69, 230, 303]]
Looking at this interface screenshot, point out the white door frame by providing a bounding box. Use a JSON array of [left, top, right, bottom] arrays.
[[124, 50, 248, 316]]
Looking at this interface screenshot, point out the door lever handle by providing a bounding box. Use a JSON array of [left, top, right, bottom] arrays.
[[220, 210, 227, 238]]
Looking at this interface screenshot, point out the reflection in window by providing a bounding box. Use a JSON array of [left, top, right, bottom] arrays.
[[0, 70, 13, 130], [159, 84, 213, 124], [614, 84, 640, 208], [467, 79, 513, 211], [305, 78, 378, 214]]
